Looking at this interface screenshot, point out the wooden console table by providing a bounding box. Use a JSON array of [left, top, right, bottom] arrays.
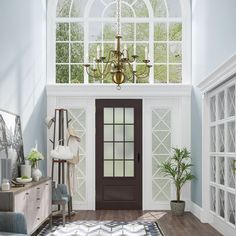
[[0, 177, 52, 235]]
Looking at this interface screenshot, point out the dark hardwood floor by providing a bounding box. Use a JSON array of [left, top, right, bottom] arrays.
[[70, 210, 222, 236]]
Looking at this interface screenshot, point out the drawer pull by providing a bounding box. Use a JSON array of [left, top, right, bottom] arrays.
[[25, 192, 29, 195], [37, 198, 40, 200], [37, 218, 40, 220], [45, 183, 49, 186], [37, 187, 40, 190], [37, 207, 40, 209]]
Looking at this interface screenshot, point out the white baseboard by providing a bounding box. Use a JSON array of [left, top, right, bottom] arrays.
[[190, 201, 203, 222]]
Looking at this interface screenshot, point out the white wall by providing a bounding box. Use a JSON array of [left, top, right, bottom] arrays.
[[0, 0, 47, 174], [191, 0, 236, 206]]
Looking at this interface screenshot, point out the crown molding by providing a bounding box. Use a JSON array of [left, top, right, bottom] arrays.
[[197, 53, 236, 94], [46, 84, 192, 98]]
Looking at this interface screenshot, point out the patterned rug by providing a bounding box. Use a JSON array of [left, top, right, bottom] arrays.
[[38, 220, 164, 236]]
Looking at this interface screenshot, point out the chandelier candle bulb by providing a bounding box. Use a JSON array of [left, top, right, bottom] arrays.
[[145, 47, 148, 60], [133, 61, 136, 71], [97, 45, 100, 59], [134, 44, 136, 55]]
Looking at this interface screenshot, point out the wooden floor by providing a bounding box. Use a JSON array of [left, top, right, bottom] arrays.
[[70, 210, 222, 236]]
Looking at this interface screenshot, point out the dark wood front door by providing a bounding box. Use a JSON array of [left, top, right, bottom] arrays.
[[96, 99, 142, 210]]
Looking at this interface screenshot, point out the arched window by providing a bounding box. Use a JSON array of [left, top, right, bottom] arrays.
[[51, 0, 190, 84]]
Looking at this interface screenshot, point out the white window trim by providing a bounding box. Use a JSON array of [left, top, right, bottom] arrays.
[[47, 0, 191, 85]]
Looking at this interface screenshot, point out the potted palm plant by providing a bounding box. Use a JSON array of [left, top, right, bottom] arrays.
[[160, 147, 195, 216]]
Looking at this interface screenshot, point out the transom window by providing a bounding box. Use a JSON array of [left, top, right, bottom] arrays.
[[55, 0, 183, 84]]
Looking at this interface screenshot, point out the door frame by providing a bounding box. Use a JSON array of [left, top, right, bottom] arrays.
[[95, 99, 142, 210]]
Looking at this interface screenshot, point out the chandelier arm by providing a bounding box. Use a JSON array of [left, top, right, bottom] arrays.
[[85, 66, 102, 79]]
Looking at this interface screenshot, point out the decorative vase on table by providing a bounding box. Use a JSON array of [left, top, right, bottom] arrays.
[[26, 148, 44, 182], [32, 162, 42, 182]]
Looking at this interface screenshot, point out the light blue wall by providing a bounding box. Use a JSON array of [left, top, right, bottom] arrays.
[[0, 0, 47, 175], [191, 0, 236, 206]]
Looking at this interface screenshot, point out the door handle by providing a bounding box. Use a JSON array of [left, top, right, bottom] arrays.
[[137, 152, 141, 163]]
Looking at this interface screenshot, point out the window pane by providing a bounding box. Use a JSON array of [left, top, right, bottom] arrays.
[[103, 3, 116, 17], [169, 43, 182, 63], [218, 91, 225, 120], [71, 65, 84, 83], [154, 23, 167, 41], [125, 108, 134, 124], [121, 23, 134, 41], [166, 0, 181, 17], [154, 43, 167, 63], [104, 143, 113, 160], [136, 43, 148, 63], [115, 143, 123, 159], [71, 0, 86, 17], [104, 125, 113, 141], [169, 65, 182, 83], [104, 108, 113, 123], [154, 65, 167, 83], [56, 0, 71, 17], [89, 0, 104, 17], [125, 161, 134, 177], [151, 0, 167, 17], [71, 23, 84, 41], [89, 22, 102, 41], [115, 108, 123, 123], [227, 85, 235, 117], [56, 43, 69, 63], [136, 65, 149, 83], [115, 161, 123, 177], [115, 125, 124, 141], [56, 23, 69, 41], [125, 143, 134, 159], [121, 2, 133, 17], [104, 43, 115, 59], [56, 65, 69, 83], [103, 73, 113, 83], [169, 23, 182, 41], [104, 161, 113, 176], [71, 43, 84, 63], [125, 125, 134, 141], [136, 23, 149, 41], [133, 0, 149, 17]]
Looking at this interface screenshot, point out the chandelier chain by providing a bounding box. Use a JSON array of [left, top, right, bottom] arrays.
[[117, 0, 121, 35]]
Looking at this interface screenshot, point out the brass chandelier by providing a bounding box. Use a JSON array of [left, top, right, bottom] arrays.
[[83, 0, 152, 89]]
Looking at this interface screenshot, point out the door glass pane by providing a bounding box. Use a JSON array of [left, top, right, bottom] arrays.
[[210, 126, 216, 152], [210, 156, 216, 182], [125, 108, 134, 123], [104, 108, 113, 123], [218, 189, 225, 218], [227, 192, 235, 225], [104, 161, 113, 176], [115, 108, 123, 123], [125, 143, 134, 159], [104, 143, 113, 160], [210, 96, 216, 122], [125, 161, 134, 177], [115, 125, 123, 141], [104, 125, 113, 141], [115, 161, 123, 177], [125, 125, 134, 141], [227, 121, 235, 152], [218, 91, 225, 120], [210, 186, 216, 212], [218, 124, 224, 152], [227, 85, 235, 117], [115, 143, 123, 159], [218, 156, 225, 185]]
